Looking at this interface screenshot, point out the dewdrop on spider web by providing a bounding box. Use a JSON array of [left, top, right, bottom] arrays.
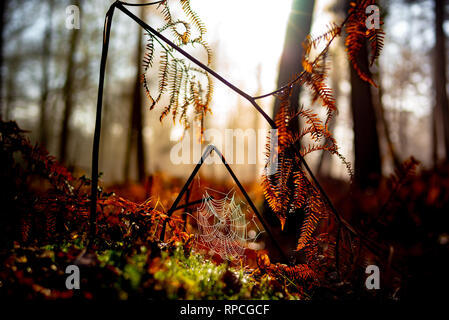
[[189, 189, 264, 262]]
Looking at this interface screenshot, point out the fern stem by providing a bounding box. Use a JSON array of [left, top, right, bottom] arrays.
[[116, 2, 276, 128], [88, 3, 116, 250]]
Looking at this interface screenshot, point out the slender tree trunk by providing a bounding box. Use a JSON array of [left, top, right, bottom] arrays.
[[273, 0, 315, 124], [4, 58, 18, 121], [374, 67, 401, 169], [124, 5, 146, 182], [59, 0, 81, 164], [349, 41, 382, 189], [0, 0, 6, 118], [39, 0, 54, 148], [434, 0, 449, 161], [264, 0, 315, 263], [432, 100, 438, 167]]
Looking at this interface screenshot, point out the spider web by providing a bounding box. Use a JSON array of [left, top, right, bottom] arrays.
[[190, 189, 264, 261]]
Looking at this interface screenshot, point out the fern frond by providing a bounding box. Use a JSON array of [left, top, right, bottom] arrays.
[[161, 0, 174, 24], [297, 192, 325, 251], [345, 0, 381, 87], [191, 38, 213, 66], [158, 50, 170, 97], [389, 156, 419, 190], [143, 34, 154, 71], [167, 60, 181, 122], [159, 20, 191, 45], [297, 107, 325, 140], [142, 73, 156, 108], [142, 0, 213, 132], [274, 87, 294, 150], [292, 170, 307, 209], [367, 27, 384, 66], [180, 0, 206, 38], [301, 58, 336, 114], [267, 263, 316, 282], [300, 143, 335, 157], [20, 216, 31, 243], [309, 23, 342, 50]]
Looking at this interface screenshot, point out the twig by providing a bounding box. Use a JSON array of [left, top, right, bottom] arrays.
[[119, 0, 164, 6], [173, 196, 212, 212]]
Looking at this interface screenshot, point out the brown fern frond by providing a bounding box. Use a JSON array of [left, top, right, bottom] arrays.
[[301, 61, 336, 114], [300, 143, 336, 158], [159, 105, 171, 122], [301, 35, 337, 115], [390, 156, 419, 187], [45, 209, 57, 239], [309, 23, 342, 50], [292, 170, 307, 209], [367, 27, 384, 66], [261, 172, 281, 213], [143, 34, 154, 70], [296, 107, 325, 140], [257, 253, 316, 282], [160, 0, 173, 24], [20, 216, 31, 243], [274, 87, 294, 150], [267, 263, 316, 282], [142, 73, 156, 108], [297, 191, 326, 251], [345, 0, 382, 87]]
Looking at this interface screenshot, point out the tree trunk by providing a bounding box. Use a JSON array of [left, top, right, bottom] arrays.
[[432, 99, 438, 167], [59, 0, 81, 164], [349, 40, 382, 189], [124, 5, 146, 183], [272, 0, 315, 127], [0, 0, 6, 118], [39, 0, 54, 148], [434, 0, 449, 161], [264, 0, 315, 263], [374, 67, 401, 169]]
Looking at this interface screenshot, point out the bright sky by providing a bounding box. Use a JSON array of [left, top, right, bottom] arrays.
[[189, 0, 294, 126], [169, 0, 353, 175]]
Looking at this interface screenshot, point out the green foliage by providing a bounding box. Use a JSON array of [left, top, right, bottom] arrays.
[[0, 242, 298, 300], [150, 247, 295, 300]]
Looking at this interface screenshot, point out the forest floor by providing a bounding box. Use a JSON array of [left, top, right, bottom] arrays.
[[1, 119, 449, 300]]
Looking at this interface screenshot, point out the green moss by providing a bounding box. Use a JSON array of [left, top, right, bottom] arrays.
[[148, 247, 296, 300], [4, 242, 298, 300]]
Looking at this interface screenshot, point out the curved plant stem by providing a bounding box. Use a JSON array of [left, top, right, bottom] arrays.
[[87, 3, 116, 250]]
